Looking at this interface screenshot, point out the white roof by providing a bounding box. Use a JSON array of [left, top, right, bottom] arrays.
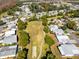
[[20, 17, 26, 22], [49, 25, 64, 35], [15, 11, 20, 15], [5, 30, 15, 37], [3, 35, 17, 44], [54, 29, 64, 35], [58, 44, 79, 56], [56, 35, 71, 44], [7, 23, 16, 30], [0, 45, 17, 59], [49, 25, 58, 31]]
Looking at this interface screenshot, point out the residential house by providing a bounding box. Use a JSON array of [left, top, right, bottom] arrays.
[[2, 35, 17, 44], [49, 25, 58, 32], [58, 44, 79, 56], [56, 35, 71, 44], [0, 45, 17, 59], [4, 29, 16, 37]]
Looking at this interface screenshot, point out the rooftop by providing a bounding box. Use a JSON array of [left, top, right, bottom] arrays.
[[3, 35, 17, 44], [0, 45, 17, 59], [54, 29, 64, 35], [58, 44, 79, 56], [49, 25, 58, 31], [56, 35, 71, 44], [5, 29, 16, 37]]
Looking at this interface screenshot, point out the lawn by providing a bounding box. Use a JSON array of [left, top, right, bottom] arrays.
[[26, 21, 45, 59]]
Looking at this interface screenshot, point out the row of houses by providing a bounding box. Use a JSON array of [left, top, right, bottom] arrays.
[[0, 16, 18, 59], [17, 4, 67, 19], [49, 25, 79, 58]]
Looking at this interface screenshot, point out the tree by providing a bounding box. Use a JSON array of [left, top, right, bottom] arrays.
[[18, 30, 29, 48], [41, 56, 47, 59], [57, 12, 63, 16], [0, 20, 6, 26], [47, 51, 55, 59], [17, 20, 26, 30], [43, 26, 50, 33], [16, 1, 23, 7], [66, 10, 79, 17], [73, 10, 79, 17], [39, 3, 57, 12], [29, 14, 38, 21], [7, 6, 21, 15], [44, 35, 55, 46], [17, 49, 27, 59], [40, 3, 49, 12], [29, 3, 40, 13], [58, 4, 70, 10], [7, 9, 14, 15], [41, 15, 48, 26], [61, 24, 67, 30], [67, 20, 77, 30], [41, 50, 55, 59], [48, 4, 57, 11]]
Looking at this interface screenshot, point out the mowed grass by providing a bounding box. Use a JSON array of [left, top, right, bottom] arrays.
[[26, 21, 45, 59]]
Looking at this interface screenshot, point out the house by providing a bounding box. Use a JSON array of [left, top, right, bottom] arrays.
[[7, 22, 16, 30], [3, 35, 17, 44], [15, 11, 20, 16], [58, 44, 79, 56], [50, 25, 79, 58], [49, 25, 58, 32], [2, 16, 13, 23], [48, 10, 58, 16], [20, 5, 33, 17], [49, 25, 65, 35], [48, 11, 55, 16], [56, 35, 71, 44], [54, 29, 64, 35], [36, 12, 43, 19], [20, 17, 26, 22], [4, 29, 16, 37], [0, 28, 17, 44], [74, 5, 79, 9], [59, 10, 65, 13], [0, 45, 17, 59]]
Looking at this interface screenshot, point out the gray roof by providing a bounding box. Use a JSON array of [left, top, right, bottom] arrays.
[[56, 35, 71, 44], [3, 35, 17, 44], [0, 45, 17, 58], [58, 44, 79, 56]]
